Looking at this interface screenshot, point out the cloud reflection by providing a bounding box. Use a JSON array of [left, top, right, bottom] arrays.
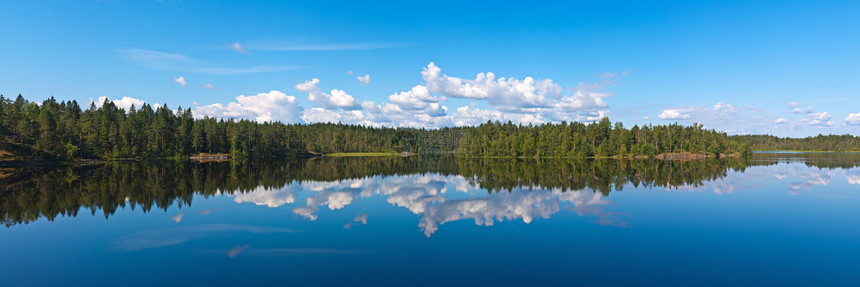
[[846, 170, 860, 185], [233, 174, 617, 237], [170, 212, 184, 223], [111, 224, 296, 251]]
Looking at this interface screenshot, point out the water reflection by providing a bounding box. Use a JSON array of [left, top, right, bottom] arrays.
[[2, 153, 859, 236]]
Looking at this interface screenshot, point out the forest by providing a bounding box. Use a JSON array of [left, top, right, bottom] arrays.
[[454, 119, 751, 158], [2, 94, 855, 161], [0, 94, 400, 160], [731, 134, 860, 152]]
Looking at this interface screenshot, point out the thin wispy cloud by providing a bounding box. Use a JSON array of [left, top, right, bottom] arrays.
[[110, 224, 297, 251], [118, 48, 296, 75], [231, 42, 247, 54], [251, 42, 412, 51]]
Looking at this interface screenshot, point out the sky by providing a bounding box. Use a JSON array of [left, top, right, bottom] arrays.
[[1, 0, 858, 137]]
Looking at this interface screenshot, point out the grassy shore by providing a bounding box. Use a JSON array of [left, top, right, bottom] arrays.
[[326, 152, 400, 157]]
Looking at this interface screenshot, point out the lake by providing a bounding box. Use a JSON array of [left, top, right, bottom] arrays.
[[2, 153, 859, 286]]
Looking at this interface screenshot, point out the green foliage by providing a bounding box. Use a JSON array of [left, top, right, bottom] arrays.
[[0, 95, 761, 161], [731, 134, 860, 152], [454, 120, 749, 158], [0, 95, 409, 160]]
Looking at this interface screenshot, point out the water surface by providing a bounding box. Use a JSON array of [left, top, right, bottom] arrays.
[[2, 154, 859, 286]]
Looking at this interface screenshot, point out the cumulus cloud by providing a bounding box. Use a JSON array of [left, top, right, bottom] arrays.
[[193, 90, 303, 123], [658, 108, 692, 120], [195, 62, 621, 128], [422, 62, 561, 109], [92, 96, 152, 111], [201, 83, 215, 90], [357, 74, 371, 84], [295, 79, 360, 110], [802, 112, 834, 127], [713, 102, 739, 113], [845, 113, 860, 125], [388, 85, 441, 110], [792, 106, 814, 114], [775, 117, 789, 124], [231, 42, 247, 54], [173, 76, 187, 87]]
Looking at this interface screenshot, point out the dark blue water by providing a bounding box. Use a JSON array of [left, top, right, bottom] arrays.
[[1, 154, 859, 286]]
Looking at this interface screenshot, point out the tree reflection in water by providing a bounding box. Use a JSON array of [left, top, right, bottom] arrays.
[[3, 153, 858, 235]]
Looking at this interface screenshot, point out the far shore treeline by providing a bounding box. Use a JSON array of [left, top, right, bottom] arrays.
[[0, 94, 856, 161]]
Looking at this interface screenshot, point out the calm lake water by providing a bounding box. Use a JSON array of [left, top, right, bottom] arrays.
[[2, 153, 859, 286]]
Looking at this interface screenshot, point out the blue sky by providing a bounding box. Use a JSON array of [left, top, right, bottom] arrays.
[[1, 0, 858, 136]]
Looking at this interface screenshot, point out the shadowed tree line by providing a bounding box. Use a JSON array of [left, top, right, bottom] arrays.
[[0, 95, 414, 160], [1, 95, 758, 161], [748, 152, 860, 169], [455, 119, 752, 158], [2, 155, 811, 228], [732, 134, 860, 152]]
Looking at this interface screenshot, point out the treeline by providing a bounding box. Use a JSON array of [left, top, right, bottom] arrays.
[[1, 94, 753, 160], [455, 118, 751, 158], [732, 134, 860, 152], [0, 94, 404, 160]]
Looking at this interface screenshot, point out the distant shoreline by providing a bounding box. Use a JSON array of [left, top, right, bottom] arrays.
[[753, 150, 860, 154]]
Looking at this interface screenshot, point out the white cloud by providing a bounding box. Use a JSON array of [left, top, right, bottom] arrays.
[[357, 74, 371, 84], [804, 112, 834, 126], [170, 212, 184, 223], [792, 106, 813, 114], [713, 102, 738, 113], [845, 113, 860, 125], [301, 107, 368, 125], [194, 62, 620, 128], [658, 108, 692, 120], [231, 42, 247, 54], [775, 117, 789, 124], [389, 85, 440, 110], [295, 79, 360, 110], [201, 83, 215, 90], [422, 62, 561, 109], [193, 90, 303, 123], [92, 96, 150, 111], [173, 76, 187, 87]]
